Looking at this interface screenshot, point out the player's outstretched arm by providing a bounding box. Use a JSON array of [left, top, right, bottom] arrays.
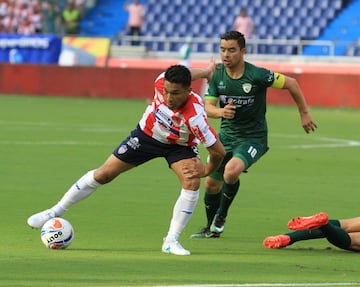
[[190, 57, 219, 82], [282, 75, 318, 133], [182, 140, 225, 179], [205, 99, 236, 119]]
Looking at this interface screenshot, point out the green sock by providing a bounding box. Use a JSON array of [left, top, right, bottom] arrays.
[[329, 219, 341, 227], [287, 219, 343, 246], [287, 229, 325, 244], [320, 221, 351, 250], [204, 193, 221, 227], [218, 180, 240, 218]]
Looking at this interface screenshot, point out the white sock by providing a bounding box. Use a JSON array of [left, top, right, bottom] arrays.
[[165, 188, 199, 242], [51, 170, 102, 216]]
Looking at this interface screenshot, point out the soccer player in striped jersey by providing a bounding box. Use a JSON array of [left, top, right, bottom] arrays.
[[27, 65, 225, 256], [191, 31, 317, 239]]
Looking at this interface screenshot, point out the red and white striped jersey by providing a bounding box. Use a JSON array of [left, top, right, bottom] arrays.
[[139, 72, 218, 147]]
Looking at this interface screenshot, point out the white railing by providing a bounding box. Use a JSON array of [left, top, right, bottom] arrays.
[[117, 35, 359, 57]]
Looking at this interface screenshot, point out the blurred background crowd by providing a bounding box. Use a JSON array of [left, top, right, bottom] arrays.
[[0, 0, 91, 35]]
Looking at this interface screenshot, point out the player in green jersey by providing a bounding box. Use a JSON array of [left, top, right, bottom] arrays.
[[191, 30, 317, 238], [263, 212, 360, 252]]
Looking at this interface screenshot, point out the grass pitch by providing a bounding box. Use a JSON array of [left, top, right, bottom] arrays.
[[1, 95, 360, 287]]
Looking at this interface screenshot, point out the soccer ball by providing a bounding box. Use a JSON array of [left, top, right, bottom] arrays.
[[41, 217, 74, 249]]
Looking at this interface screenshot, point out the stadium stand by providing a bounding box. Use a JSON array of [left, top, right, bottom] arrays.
[[303, 0, 360, 56], [79, 0, 360, 56], [79, 0, 127, 37]]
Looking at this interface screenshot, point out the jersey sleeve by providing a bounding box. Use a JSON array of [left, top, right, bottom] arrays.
[[204, 70, 219, 101], [188, 104, 218, 147], [256, 67, 276, 88]]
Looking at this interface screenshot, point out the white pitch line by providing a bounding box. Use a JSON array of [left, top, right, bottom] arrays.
[[142, 282, 360, 287], [0, 140, 107, 146], [223, 284, 355, 287], [80, 283, 360, 287], [286, 142, 360, 149], [272, 134, 360, 149], [1, 120, 360, 149], [150, 284, 360, 287], [0, 120, 125, 133]]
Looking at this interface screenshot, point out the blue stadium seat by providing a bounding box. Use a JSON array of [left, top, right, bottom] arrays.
[[318, 0, 329, 9], [284, 26, 294, 39], [177, 23, 189, 37], [197, 42, 212, 53], [324, 8, 336, 19], [304, 17, 315, 28], [257, 25, 268, 38], [306, 0, 316, 8], [191, 24, 201, 35], [151, 3, 163, 15], [310, 6, 322, 19], [240, 0, 250, 6], [165, 23, 175, 34], [332, 0, 342, 9], [286, 7, 295, 18], [272, 26, 281, 38], [292, 0, 302, 9], [148, 22, 160, 36]]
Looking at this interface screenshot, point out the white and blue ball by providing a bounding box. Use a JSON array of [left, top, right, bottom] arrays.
[[41, 217, 74, 249]]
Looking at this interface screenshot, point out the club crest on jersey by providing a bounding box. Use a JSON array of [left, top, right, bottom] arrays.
[[242, 83, 252, 93], [117, 145, 128, 154]]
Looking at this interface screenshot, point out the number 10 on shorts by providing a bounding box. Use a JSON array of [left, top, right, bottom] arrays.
[[247, 146, 257, 158]]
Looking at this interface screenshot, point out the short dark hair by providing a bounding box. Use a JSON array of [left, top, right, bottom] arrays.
[[220, 31, 246, 49], [164, 65, 191, 88]]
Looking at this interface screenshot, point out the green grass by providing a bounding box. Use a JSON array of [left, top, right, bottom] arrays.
[[1, 94, 360, 287]]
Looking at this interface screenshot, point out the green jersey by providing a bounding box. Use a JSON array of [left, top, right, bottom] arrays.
[[205, 61, 275, 142]]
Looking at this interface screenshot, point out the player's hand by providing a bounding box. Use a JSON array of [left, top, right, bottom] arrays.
[[222, 99, 236, 119], [182, 158, 206, 179], [301, 112, 317, 133], [206, 56, 221, 82]]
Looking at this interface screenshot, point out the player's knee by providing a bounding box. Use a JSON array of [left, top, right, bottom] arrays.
[[94, 168, 117, 184], [223, 158, 244, 183], [205, 178, 221, 194], [182, 178, 201, 191], [223, 169, 240, 184]]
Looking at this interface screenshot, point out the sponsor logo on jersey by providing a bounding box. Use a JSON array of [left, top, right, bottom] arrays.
[[218, 80, 226, 91], [219, 95, 227, 105], [154, 107, 180, 136], [154, 107, 173, 127], [219, 95, 255, 107], [268, 71, 275, 82], [191, 145, 200, 157], [233, 96, 255, 106], [192, 125, 206, 143]]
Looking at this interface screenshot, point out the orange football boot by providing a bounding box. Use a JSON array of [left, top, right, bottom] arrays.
[[288, 212, 329, 230], [263, 235, 291, 249]]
